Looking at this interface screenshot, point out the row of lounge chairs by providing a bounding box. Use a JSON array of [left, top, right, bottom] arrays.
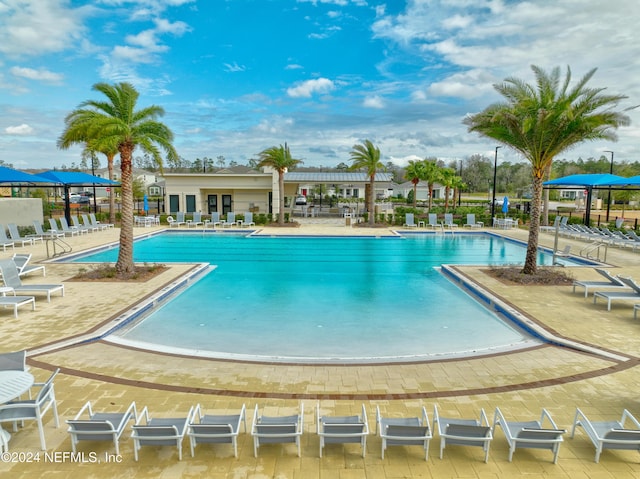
[[572, 268, 640, 312], [551, 218, 640, 251], [167, 212, 255, 229], [403, 213, 483, 229], [59, 400, 640, 463]]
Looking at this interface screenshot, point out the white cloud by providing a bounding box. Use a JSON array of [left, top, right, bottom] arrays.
[[363, 95, 385, 109], [5, 124, 34, 135], [0, 0, 91, 57], [10, 66, 63, 83], [224, 62, 246, 73], [287, 78, 335, 98]]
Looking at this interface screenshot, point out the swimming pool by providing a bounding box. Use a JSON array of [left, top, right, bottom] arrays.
[[72, 232, 577, 363]]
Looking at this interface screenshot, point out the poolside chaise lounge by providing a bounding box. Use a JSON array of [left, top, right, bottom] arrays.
[[0, 259, 64, 303], [426, 213, 440, 230], [251, 403, 303, 457], [89, 213, 114, 229], [187, 212, 204, 228], [0, 295, 36, 318], [376, 405, 431, 461], [243, 212, 255, 228], [0, 226, 15, 251], [593, 276, 640, 311], [571, 408, 640, 463], [463, 213, 483, 228], [80, 214, 100, 232], [204, 212, 221, 229], [50, 218, 75, 237], [442, 213, 458, 229], [131, 405, 194, 461], [222, 212, 236, 228], [71, 216, 92, 234], [433, 405, 493, 463], [7, 223, 40, 247], [12, 253, 46, 277], [493, 407, 566, 463], [60, 217, 86, 236], [33, 220, 63, 239], [572, 269, 626, 298], [317, 402, 369, 458], [67, 401, 138, 455], [403, 213, 418, 228], [188, 403, 246, 457]]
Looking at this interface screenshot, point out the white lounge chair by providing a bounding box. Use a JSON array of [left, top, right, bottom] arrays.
[[243, 212, 256, 228], [0, 259, 64, 303], [50, 218, 75, 237], [67, 401, 138, 455], [187, 212, 204, 228], [7, 223, 40, 246], [90, 213, 114, 229], [0, 368, 60, 450], [433, 405, 493, 463], [176, 212, 187, 226], [376, 405, 431, 460], [33, 220, 63, 239], [493, 407, 566, 463], [81, 214, 100, 232], [463, 214, 483, 228], [71, 216, 91, 234], [61, 217, 85, 235], [571, 408, 640, 463], [222, 213, 236, 228], [403, 213, 418, 228], [593, 276, 640, 311], [425, 213, 440, 230], [188, 403, 246, 457], [12, 253, 46, 277], [0, 295, 35, 318], [131, 405, 194, 461], [251, 403, 303, 457], [204, 212, 221, 229], [572, 269, 626, 298], [317, 402, 369, 458], [442, 214, 458, 229], [0, 226, 15, 251]]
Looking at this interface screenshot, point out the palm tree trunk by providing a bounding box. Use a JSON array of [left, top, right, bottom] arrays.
[[412, 181, 418, 208], [107, 153, 116, 225], [427, 184, 433, 212], [522, 174, 543, 275], [278, 171, 285, 225], [116, 144, 135, 275], [369, 176, 375, 225]]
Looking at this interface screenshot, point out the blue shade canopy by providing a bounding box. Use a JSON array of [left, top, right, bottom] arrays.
[[601, 175, 640, 186], [0, 166, 57, 184], [543, 174, 626, 187], [38, 170, 118, 185]]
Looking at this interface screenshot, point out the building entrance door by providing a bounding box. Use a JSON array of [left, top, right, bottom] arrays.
[[222, 194, 232, 215], [207, 195, 218, 214]]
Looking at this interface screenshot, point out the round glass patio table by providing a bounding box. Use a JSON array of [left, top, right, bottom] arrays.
[[0, 370, 34, 447]]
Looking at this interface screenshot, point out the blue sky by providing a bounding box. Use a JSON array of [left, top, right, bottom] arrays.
[[1, 0, 639, 170]]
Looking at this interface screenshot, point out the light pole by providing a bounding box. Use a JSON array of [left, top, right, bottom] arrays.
[[458, 159, 463, 207], [490, 146, 501, 222], [604, 150, 614, 222]]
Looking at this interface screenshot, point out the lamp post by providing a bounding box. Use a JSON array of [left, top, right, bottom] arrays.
[[490, 146, 501, 221], [604, 150, 614, 222]]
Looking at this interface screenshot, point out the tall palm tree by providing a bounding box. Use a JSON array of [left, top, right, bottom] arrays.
[[464, 65, 631, 274], [58, 82, 178, 276], [422, 159, 442, 212], [405, 159, 427, 207], [438, 168, 461, 212], [257, 143, 302, 225], [349, 139, 384, 226]]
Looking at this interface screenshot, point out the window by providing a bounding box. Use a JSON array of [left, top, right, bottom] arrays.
[[186, 195, 196, 213], [169, 195, 179, 213]]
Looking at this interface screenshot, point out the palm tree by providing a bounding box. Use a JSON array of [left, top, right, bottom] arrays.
[[464, 65, 631, 274], [405, 159, 427, 207], [438, 168, 460, 212], [257, 143, 302, 225], [422, 159, 442, 212], [58, 82, 178, 276], [349, 139, 384, 226]]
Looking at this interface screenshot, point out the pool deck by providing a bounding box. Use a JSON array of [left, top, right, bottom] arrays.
[[2, 220, 640, 477]]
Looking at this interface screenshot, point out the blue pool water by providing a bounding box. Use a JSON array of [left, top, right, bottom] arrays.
[[75, 233, 569, 362]]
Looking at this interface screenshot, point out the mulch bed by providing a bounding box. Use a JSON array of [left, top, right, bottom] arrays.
[[483, 266, 575, 286], [68, 265, 168, 282]]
